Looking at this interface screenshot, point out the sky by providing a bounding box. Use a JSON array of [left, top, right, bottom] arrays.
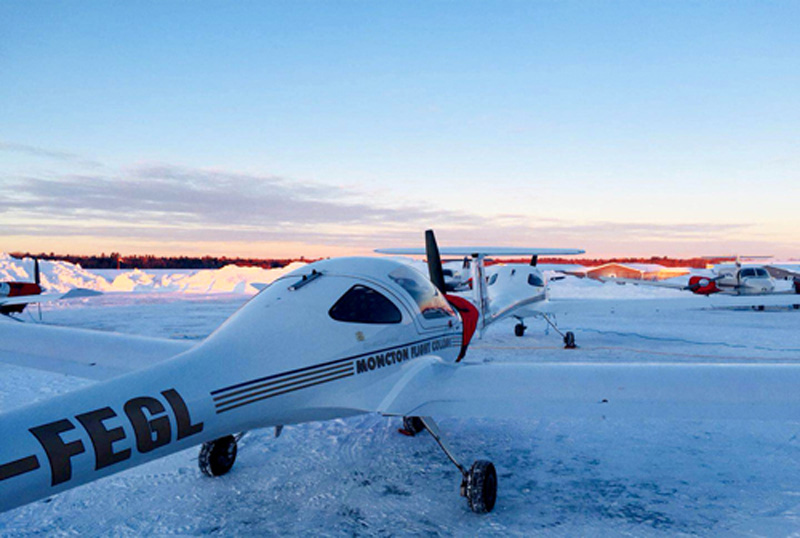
[[1, 1, 799, 259]]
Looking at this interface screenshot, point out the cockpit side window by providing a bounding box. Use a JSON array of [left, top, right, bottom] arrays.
[[755, 268, 769, 278], [740, 268, 756, 278], [329, 285, 402, 324], [487, 273, 498, 286], [527, 273, 545, 287], [388, 267, 455, 319]]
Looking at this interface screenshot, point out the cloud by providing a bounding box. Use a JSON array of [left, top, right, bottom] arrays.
[[1, 163, 485, 246], [0, 152, 758, 255], [0, 141, 102, 168]]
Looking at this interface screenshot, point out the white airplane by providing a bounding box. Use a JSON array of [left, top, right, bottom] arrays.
[[5, 231, 800, 517], [376, 245, 586, 345]]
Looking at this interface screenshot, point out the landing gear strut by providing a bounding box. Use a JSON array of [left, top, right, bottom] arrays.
[[199, 433, 243, 477], [411, 416, 497, 513], [539, 313, 577, 349]]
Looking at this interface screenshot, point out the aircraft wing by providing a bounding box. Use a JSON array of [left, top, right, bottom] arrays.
[[598, 277, 688, 290], [379, 359, 800, 421], [0, 288, 102, 307], [376, 247, 585, 257], [766, 265, 800, 280], [0, 320, 194, 380]]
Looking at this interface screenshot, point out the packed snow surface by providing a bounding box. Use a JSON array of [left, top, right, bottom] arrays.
[[1, 272, 800, 536]]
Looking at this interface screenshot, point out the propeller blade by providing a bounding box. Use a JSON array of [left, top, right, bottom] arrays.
[[425, 230, 447, 293], [34, 259, 40, 286]]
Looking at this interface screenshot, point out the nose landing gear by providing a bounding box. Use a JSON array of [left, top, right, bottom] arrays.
[[402, 416, 498, 513]]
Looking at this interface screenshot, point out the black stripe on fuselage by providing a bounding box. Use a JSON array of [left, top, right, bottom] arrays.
[[214, 364, 355, 409], [210, 334, 452, 396], [212, 362, 354, 403], [0, 455, 40, 482], [216, 371, 355, 414]]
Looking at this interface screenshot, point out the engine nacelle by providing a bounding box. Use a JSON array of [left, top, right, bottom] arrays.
[[689, 276, 721, 295]]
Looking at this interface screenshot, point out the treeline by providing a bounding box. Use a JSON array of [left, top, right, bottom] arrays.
[[9, 252, 732, 270], [8, 252, 313, 270]]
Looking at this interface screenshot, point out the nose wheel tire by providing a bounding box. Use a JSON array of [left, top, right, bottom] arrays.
[[199, 435, 238, 477], [514, 323, 526, 337], [563, 331, 576, 349], [462, 460, 497, 513]]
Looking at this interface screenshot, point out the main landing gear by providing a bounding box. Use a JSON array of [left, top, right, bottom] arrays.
[[514, 315, 577, 349], [199, 435, 239, 477], [400, 416, 497, 513], [199, 428, 281, 477]]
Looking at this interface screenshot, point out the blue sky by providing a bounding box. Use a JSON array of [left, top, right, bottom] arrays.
[[2, 1, 798, 257]]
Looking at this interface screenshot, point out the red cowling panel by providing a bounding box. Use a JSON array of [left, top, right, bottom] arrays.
[[8, 282, 42, 297], [0, 282, 43, 314], [689, 276, 721, 295], [445, 294, 479, 362]]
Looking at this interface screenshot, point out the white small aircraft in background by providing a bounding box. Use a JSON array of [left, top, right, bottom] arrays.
[[0, 258, 101, 318], [377, 245, 587, 345], [5, 231, 800, 518]]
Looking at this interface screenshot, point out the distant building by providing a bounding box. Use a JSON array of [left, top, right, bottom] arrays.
[[564, 263, 689, 281]]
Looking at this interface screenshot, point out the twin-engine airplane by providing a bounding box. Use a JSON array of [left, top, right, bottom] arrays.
[[602, 259, 800, 300], [5, 231, 800, 517], [0, 258, 101, 317]]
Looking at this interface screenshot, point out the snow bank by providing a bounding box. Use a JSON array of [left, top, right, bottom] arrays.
[[0, 254, 306, 294], [0, 253, 111, 293]]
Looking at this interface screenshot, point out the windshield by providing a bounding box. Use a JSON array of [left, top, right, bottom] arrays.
[[527, 273, 545, 287], [755, 268, 769, 278], [388, 266, 455, 319]]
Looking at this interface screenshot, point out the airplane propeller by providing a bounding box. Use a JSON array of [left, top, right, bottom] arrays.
[[686, 275, 721, 291], [425, 229, 447, 294], [34, 259, 40, 287]]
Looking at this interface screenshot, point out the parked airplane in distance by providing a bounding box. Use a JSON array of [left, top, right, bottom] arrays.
[[603, 258, 800, 300], [376, 245, 586, 345]]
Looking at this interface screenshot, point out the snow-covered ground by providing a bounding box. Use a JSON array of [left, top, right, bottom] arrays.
[[1, 271, 800, 536]]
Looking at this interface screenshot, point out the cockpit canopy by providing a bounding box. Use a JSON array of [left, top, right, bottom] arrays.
[[388, 266, 455, 319], [740, 267, 769, 279]]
